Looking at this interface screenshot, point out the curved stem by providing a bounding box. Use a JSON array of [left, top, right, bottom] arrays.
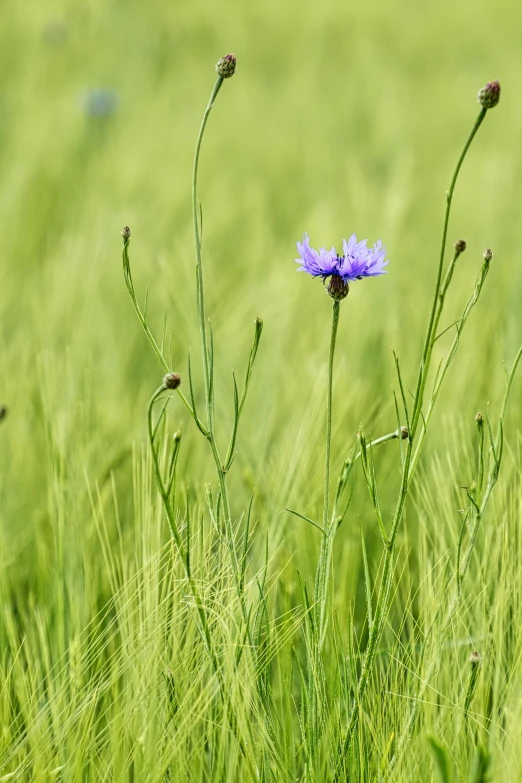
[[192, 76, 223, 417], [334, 108, 489, 780], [122, 238, 201, 426], [191, 78, 257, 655], [410, 108, 486, 436], [147, 388, 257, 777]]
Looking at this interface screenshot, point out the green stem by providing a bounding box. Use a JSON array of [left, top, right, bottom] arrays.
[[307, 298, 340, 769], [191, 77, 257, 655], [147, 388, 257, 778], [122, 237, 202, 427], [334, 108, 489, 780], [315, 299, 340, 632], [324, 299, 340, 532], [410, 108, 486, 437], [192, 76, 223, 418]]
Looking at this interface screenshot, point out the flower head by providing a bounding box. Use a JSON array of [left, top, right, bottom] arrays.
[[216, 54, 236, 79], [454, 238, 467, 254], [296, 233, 388, 299], [478, 80, 500, 110], [163, 372, 181, 390]]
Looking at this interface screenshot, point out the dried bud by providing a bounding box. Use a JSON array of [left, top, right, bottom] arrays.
[[326, 274, 349, 301], [121, 225, 131, 240], [475, 411, 483, 423], [483, 248, 493, 263], [252, 315, 263, 350], [163, 372, 181, 390], [0, 406, 7, 422], [215, 54, 236, 79], [454, 239, 467, 254], [478, 80, 500, 110], [400, 426, 409, 440], [470, 650, 481, 666]]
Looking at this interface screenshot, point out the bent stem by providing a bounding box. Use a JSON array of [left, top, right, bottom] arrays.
[[334, 108, 489, 780], [123, 69, 261, 691], [410, 108, 486, 436], [388, 345, 522, 774], [191, 78, 259, 656], [122, 236, 203, 428], [147, 387, 257, 777], [193, 76, 223, 416]]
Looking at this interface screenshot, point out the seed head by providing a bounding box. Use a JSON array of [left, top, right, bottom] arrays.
[[163, 372, 181, 390], [454, 239, 467, 254], [216, 54, 236, 79], [475, 411, 483, 423], [121, 225, 131, 241], [470, 650, 481, 666], [483, 248, 493, 263], [326, 274, 350, 301], [478, 80, 501, 110], [400, 426, 409, 440]]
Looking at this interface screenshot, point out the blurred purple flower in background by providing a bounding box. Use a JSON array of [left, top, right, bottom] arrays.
[[80, 89, 119, 118]]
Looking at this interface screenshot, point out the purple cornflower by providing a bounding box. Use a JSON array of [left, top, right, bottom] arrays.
[[296, 233, 388, 300], [80, 88, 119, 118]]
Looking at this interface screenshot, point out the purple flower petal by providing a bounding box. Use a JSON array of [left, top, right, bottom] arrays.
[[297, 233, 388, 285]]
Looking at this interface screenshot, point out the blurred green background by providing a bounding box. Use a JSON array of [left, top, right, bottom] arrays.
[[1, 0, 522, 778], [1, 0, 520, 571]]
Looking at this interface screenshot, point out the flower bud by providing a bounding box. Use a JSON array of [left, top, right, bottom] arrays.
[[326, 274, 349, 301], [478, 80, 500, 110], [454, 239, 467, 254], [475, 411, 483, 423], [121, 225, 131, 240], [470, 650, 481, 666], [215, 54, 236, 79], [400, 426, 409, 440], [483, 248, 493, 263], [163, 372, 181, 390]]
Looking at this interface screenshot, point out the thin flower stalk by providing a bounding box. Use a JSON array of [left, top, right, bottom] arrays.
[[295, 232, 388, 767], [314, 298, 340, 641], [388, 345, 521, 773], [190, 74, 259, 652], [147, 386, 258, 778], [192, 76, 224, 420], [334, 107, 492, 779], [122, 58, 264, 768]]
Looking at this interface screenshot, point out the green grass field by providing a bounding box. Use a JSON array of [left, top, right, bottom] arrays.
[[1, 0, 522, 780]]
